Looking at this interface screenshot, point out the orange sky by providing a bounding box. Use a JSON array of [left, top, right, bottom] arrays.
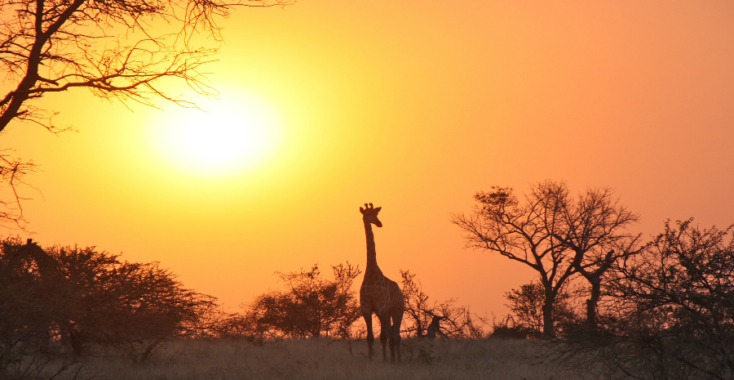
[[2, 1, 734, 318]]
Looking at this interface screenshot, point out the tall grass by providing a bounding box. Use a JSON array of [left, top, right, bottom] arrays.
[[19, 338, 609, 380]]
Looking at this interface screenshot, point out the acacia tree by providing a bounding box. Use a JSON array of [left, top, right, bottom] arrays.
[[0, 0, 292, 223], [241, 263, 362, 339], [453, 180, 640, 336], [52, 250, 216, 361], [452, 181, 577, 337]]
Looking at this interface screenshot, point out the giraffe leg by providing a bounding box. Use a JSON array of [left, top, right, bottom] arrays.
[[388, 322, 396, 363], [363, 312, 374, 361], [378, 314, 390, 362], [392, 312, 403, 363]]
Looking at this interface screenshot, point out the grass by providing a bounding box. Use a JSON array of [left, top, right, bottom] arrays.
[[18, 338, 611, 380]]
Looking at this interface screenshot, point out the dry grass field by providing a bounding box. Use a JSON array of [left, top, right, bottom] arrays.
[[17, 338, 612, 380]]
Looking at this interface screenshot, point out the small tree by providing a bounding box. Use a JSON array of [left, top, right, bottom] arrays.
[[87, 260, 216, 361], [242, 263, 362, 339], [504, 281, 578, 337], [399, 269, 432, 338]]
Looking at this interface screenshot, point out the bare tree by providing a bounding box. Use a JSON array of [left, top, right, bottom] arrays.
[[453, 181, 640, 336], [550, 186, 640, 329], [452, 181, 577, 337], [399, 269, 432, 338]]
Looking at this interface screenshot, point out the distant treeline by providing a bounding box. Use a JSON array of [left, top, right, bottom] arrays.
[[0, 237, 480, 373]]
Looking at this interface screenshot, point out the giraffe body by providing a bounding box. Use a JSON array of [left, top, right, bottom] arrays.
[[11, 239, 81, 356], [358, 203, 404, 363]]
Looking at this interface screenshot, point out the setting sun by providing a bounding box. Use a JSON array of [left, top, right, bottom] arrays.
[[149, 93, 282, 177]]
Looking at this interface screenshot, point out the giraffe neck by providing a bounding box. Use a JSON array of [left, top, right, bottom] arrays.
[[22, 243, 57, 276], [364, 220, 381, 275]]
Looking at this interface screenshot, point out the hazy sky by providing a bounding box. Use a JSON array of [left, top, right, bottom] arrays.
[[2, 1, 734, 317]]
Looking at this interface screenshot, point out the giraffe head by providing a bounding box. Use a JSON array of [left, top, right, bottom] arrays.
[[360, 203, 382, 227]]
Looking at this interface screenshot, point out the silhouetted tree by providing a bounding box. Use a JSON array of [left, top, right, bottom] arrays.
[[452, 181, 577, 337], [62, 256, 216, 361], [600, 219, 734, 380], [0, 0, 293, 133], [241, 263, 362, 339], [453, 180, 639, 336], [399, 269, 432, 338], [549, 185, 640, 329]]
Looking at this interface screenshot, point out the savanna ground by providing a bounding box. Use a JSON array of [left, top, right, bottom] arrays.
[[16, 338, 609, 380]]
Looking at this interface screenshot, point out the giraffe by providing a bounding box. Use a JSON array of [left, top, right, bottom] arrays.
[[358, 203, 404, 363], [4, 239, 63, 353], [427, 314, 445, 340], [14, 239, 80, 356]]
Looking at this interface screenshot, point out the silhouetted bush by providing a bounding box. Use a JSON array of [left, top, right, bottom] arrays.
[[504, 281, 580, 338], [0, 238, 216, 368], [555, 219, 734, 380], [400, 270, 487, 339], [489, 316, 533, 340], [229, 263, 362, 339], [0, 237, 52, 363]]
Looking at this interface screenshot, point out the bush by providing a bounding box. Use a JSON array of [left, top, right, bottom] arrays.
[[230, 263, 362, 339], [557, 220, 734, 380], [504, 281, 580, 338], [400, 270, 487, 339], [0, 238, 216, 366]]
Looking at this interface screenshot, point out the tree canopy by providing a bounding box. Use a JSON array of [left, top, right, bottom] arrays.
[[224, 263, 362, 340], [453, 180, 638, 336]]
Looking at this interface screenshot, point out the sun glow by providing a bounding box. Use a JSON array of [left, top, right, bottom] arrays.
[[150, 93, 282, 177]]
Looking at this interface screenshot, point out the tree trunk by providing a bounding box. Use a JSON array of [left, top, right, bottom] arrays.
[[542, 297, 555, 338], [586, 277, 601, 329]]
